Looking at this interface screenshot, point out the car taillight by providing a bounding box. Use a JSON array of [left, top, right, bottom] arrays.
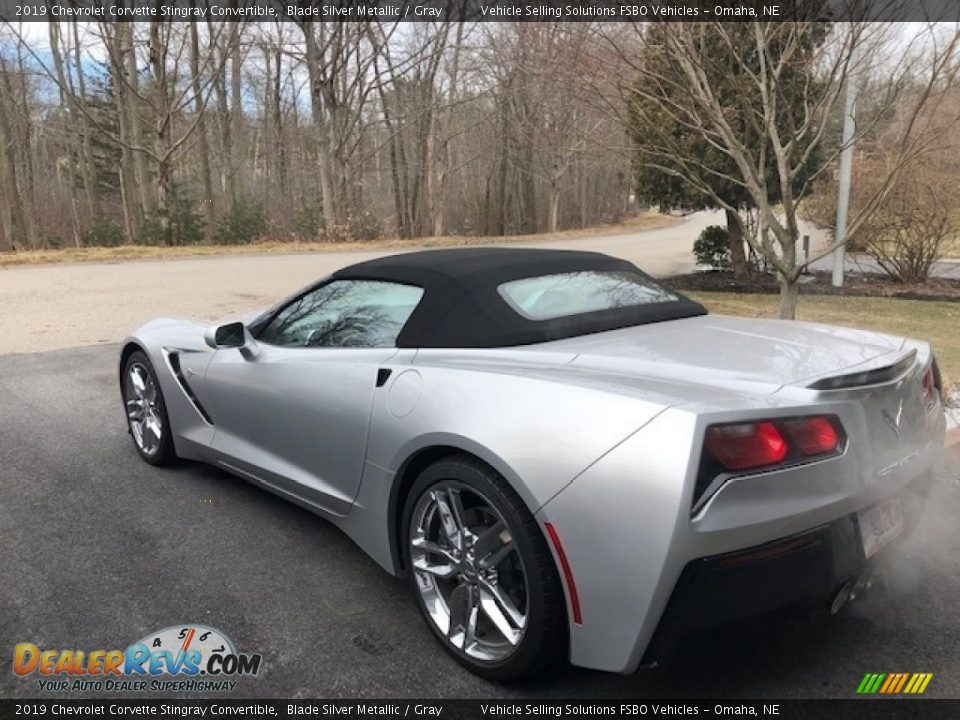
[[704, 421, 788, 471], [704, 415, 842, 472], [695, 414, 846, 513], [782, 416, 839, 456]]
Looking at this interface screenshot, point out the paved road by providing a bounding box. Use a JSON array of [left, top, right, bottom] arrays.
[[1, 345, 959, 699], [3, 210, 959, 356], [0, 215, 713, 357], [806, 252, 960, 280]]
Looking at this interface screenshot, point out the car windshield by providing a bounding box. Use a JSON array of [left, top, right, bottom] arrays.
[[498, 270, 680, 321]]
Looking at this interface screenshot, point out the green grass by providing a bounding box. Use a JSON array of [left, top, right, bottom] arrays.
[[687, 291, 960, 389]]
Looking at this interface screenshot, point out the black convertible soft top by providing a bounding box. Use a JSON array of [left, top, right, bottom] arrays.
[[325, 247, 706, 348]]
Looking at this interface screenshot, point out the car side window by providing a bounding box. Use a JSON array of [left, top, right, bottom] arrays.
[[258, 280, 424, 348]]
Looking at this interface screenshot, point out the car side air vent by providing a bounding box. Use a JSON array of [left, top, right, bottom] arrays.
[[807, 350, 916, 391], [167, 351, 214, 424]]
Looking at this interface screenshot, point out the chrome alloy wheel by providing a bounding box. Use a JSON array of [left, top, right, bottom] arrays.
[[124, 363, 163, 457], [409, 482, 529, 662]]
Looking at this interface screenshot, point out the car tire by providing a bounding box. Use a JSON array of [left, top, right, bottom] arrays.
[[402, 455, 567, 680], [121, 350, 177, 466]]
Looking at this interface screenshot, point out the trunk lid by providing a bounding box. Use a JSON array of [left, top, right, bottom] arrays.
[[538, 314, 905, 391], [539, 314, 934, 480]]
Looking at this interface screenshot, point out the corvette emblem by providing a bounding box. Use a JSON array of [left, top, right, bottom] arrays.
[[882, 399, 905, 437]]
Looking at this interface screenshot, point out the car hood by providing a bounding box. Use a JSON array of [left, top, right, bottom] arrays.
[[537, 314, 907, 391]]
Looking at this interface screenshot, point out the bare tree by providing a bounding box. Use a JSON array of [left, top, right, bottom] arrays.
[[190, 18, 216, 242], [514, 25, 605, 233], [0, 30, 39, 251], [2, 18, 889, 257], [374, 21, 454, 238], [102, 21, 229, 243], [299, 20, 392, 226], [614, 21, 960, 318], [0, 56, 28, 251]]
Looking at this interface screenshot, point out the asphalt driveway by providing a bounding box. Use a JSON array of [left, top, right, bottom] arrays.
[[1, 344, 959, 699]]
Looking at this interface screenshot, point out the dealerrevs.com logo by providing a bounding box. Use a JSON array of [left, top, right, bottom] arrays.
[[13, 624, 263, 692]]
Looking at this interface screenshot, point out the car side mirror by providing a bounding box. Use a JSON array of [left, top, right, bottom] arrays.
[[204, 321, 260, 360]]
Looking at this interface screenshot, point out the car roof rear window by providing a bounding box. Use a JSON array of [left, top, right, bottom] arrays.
[[497, 270, 680, 321]]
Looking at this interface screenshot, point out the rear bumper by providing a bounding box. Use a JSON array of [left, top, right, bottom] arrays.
[[641, 471, 934, 665], [539, 404, 942, 674]]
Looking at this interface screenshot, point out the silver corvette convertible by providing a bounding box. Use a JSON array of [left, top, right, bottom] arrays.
[[120, 248, 945, 679]]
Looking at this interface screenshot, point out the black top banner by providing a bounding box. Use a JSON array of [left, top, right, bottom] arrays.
[[1, 0, 959, 23], [4, 700, 960, 720]]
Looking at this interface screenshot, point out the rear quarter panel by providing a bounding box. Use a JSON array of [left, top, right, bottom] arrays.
[[340, 349, 680, 574], [367, 351, 680, 511]]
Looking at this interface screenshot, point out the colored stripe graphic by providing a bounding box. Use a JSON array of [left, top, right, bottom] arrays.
[[879, 674, 896, 694], [858, 673, 886, 694], [894, 673, 910, 693], [882, 673, 901, 694], [857, 672, 933, 694]]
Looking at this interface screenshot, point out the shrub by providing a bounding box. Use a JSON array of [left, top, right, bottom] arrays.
[[141, 192, 205, 246], [82, 219, 124, 247], [292, 203, 322, 240], [857, 166, 956, 283], [215, 202, 268, 245], [693, 225, 731, 271], [804, 158, 958, 280], [293, 208, 384, 244], [345, 211, 383, 242]]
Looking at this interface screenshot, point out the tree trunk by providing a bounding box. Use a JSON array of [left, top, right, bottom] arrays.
[[107, 25, 140, 242], [6, 66, 40, 248], [778, 276, 800, 320], [122, 23, 152, 219], [725, 208, 749, 279], [271, 46, 287, 199], [421, 102, 436, 238], [48, 23, 85, 234], [229, 21, 243, 202], [118, 168, 135, 246], [521, 127, 537, 234], [149, 21, 173, 244], [483, 172, 493, 236], [72, 22, 101, 221], [380, 90, 408, 239], [547, 174, 561, 233], [579, 160, 588, 228], [0, 77, 27, 251], [190, 20, 215, 243], [497, 104, 509, 236], [432, 22, 464, 237], [208, 17, 234, 214], [302, 24, 337, 226]]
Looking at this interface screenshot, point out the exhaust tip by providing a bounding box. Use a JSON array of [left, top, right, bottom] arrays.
[[831, 568, 877, 613], [830, 580, 855, 614]]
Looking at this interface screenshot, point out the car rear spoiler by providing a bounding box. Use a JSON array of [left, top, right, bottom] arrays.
[[807, 349, 918, 391]]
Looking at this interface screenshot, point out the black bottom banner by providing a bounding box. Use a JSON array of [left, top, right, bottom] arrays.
[[3, 700, 960, 720]]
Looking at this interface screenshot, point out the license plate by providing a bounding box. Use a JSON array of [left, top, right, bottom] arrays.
[[857, 498, 905, 558]]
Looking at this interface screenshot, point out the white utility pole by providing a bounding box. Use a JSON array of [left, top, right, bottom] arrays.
[[832, 49, 860, 288]]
